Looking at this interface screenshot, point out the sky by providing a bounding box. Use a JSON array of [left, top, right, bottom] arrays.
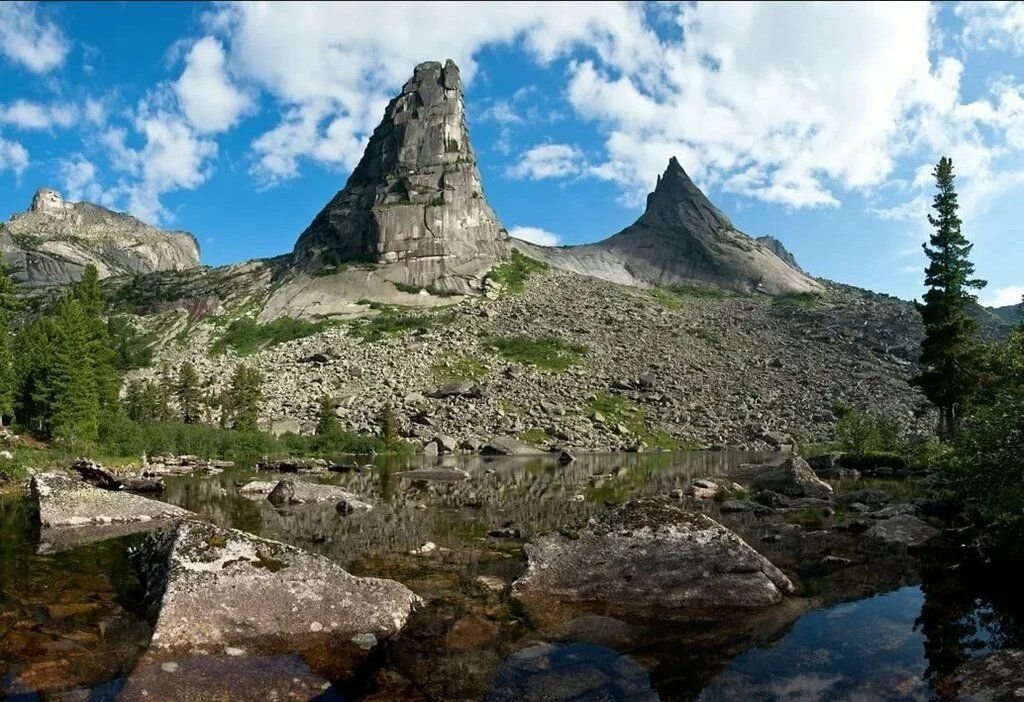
[[1, 1, 1023, 306]]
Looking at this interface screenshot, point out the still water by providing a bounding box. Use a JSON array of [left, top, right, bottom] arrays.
[[1, 452, 1020, 700]]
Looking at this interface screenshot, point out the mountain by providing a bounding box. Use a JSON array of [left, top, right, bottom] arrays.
[[515, 158, 820, 295], [991, 303, 1020, 325], [292, 59, 508, 294], [0, 188, 199, 286]]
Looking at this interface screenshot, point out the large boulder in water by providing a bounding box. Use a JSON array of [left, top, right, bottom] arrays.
[[131, 521, 420, 680], [512, 498, 793, 623], [266, 479, 372, 509], [751, 456, 834, 500], [31, 472, 190, 527]]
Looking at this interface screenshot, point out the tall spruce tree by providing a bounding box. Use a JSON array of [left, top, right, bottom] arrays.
[[223, 364, 262, 432], [176, 361, 203, 424], [73, 265, 120, 415], [316, 394, 340, 437], [49, 297, 100, 443], [917, 156, 986, 437], [0, 264, 19, 423]]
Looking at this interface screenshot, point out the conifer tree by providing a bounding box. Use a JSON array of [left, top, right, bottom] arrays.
[[0, 264, 19, 423], [223, 364, 262, 432], [316, 394, 340, 437], [49, 297, 100, 443], [176, 361, 203, 424], [917, 156, 986, 437], [12, 316, 58, 433]]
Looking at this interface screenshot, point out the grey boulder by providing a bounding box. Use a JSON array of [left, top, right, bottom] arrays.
[[481, 436, 547, 456], [864, 514, 939, 547], [31, 472, 191, 528], [751, 456, 834, 500], [512, 498, 793, 621], [267, 479, 372, 510]]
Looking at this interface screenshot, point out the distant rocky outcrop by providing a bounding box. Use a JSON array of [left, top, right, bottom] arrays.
[[516, 157, 821, 295], [291, 59, 509, 294], [755, 235, 805, 274], [0, 188, 200, 286]]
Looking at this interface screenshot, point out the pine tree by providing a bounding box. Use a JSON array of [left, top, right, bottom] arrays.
[[380, 406, 398, 447], [12, 316, 58, 433], [316, 394, 340, 437], [124, 378, 171, 423], [917, 156, 986, 437], [176, 361, 203, 424], [49, 297, 100, 443], [223, 364, 262, 432], [0, 264, 20, 423], [74, 264, 103, 319]]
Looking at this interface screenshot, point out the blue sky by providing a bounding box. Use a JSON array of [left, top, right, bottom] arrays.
[[1, 1, 1023, 306]]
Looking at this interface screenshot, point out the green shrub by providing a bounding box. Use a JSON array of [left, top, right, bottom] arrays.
[[518, 427, 550, 445], [485, 335, 586, 372], [433, 356, 488, 382], [584, 392, 680, 451], [666, 283, 737, 299], [486, 249, 549, 293], [649, 287, 682, 310], [349, 307, 452, 342], [211, 317, 329, 356], [772, 291, 824, 311], [834, 408, 904, 456]]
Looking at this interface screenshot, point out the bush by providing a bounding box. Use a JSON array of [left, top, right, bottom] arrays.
[[485, 335, 586, 372], [432, 356, 488, 382], [585, 391, 681, 451], [211, 317, 329, 356], [349, 307, 452, 342], [486, 250, 548, 293], [834, 407, 904, 456]]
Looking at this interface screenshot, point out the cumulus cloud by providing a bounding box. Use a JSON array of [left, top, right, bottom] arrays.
[[206, 2, 657, 183], [507, 143, 584, 180], [175, 36, 252, 133], [958, 1, 1024, 54], [59, 156, 100, 202], [0, 1, 69, 73], [509, 225, 561, 246], [0, 100, 76, 130], [0, 136, 29, 176], [984, 284, 1024, 308]]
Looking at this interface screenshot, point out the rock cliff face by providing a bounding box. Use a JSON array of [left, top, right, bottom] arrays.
[[516, 158, 820, 295], [0, 188, 200, 286], [292, 59, 508, 294]]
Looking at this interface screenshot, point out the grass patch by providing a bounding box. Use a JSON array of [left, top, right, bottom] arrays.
[[782, 508, 829, 530], [666, 283, 739, 299], [485, 335, 587, 372], [518, 427, 550, 445], [486, 249, 549, 293], [649, 287, 683, 310], [433, 356, 488, 382], [584, 392, 682, 451], [772, 291, 824, 311], [211, 317, 330, 356], [349, 306, 453, 342]]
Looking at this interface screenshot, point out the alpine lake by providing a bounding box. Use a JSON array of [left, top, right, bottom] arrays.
[[1, 451, 1021, 701]]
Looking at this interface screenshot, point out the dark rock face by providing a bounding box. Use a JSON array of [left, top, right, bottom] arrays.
[[512, 498, 793, 623], [293, 59, 508, 293], [0, 188, 199, 286], [132, 521, 419, 679], [515, 158, 821, 295]]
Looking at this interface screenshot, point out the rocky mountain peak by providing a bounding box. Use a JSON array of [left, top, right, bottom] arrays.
[[292, 58, 508, 294], [1, 190, 200, 286], [30, 187, 71, 215], [643, 158, 734, 234]]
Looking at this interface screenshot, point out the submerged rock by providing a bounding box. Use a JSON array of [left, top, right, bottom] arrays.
[[131, 521, 420, 679], [31, 472, 190, 528], [958, 649, 1024, 701], [255, 457, 331, 473], [237, 480, 280, 495], [512, 498, 793, 621], [864, 514, 939, 547], [119, 654, 343, 702], [750, 456, 834, 500], [397, 467, 471, 483], [267, 479, 373, 509]]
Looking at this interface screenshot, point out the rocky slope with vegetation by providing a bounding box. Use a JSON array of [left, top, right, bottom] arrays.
[[120, 254, 934, 452], [0, 188, 199, 287]]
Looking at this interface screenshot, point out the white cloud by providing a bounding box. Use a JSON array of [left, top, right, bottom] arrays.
[[507, 143, 584, 180], [509, 225, 561, 246], [0, 136, 29, 176], [984, 284, 1024, 307], [100, 113, 217, 224], [957, 1, 1024, 53], [206, 2, 657, 183], [175, 36, 252, 133], [0, 100, 76, 130], [0, 1, 69, 73], [59, 156, 100, 201]]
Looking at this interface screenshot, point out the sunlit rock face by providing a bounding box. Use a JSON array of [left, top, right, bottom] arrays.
[[292, 59, 509, 294], [0, 187, 200, 286]]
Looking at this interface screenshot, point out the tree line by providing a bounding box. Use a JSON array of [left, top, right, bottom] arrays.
[[0, 264, 263, 444]]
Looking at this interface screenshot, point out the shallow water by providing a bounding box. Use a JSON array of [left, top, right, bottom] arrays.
[[1, 451, 1021, 700]]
